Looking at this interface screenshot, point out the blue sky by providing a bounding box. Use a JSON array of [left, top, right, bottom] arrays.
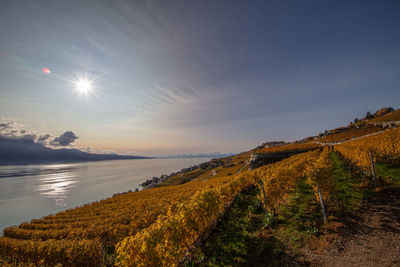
[[0, 0, 399, 156]]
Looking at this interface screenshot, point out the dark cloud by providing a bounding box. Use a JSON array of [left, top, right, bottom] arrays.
[[17, 133, 37, 142], [37, 134, 51, 144], [0, 122, 13, 130], [50, 131, 79, 146]]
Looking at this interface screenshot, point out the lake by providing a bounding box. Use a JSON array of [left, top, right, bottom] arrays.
[[0, 158, 211, 233]]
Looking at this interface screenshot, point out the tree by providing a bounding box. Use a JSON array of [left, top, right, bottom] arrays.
[[375, 107, 394, 117]]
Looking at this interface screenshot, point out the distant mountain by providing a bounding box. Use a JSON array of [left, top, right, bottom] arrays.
[[0, 137, 148, 165], [160, 152, 234, 159]]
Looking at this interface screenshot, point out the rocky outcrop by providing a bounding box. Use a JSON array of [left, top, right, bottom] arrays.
[[374, 107, 395, 117]]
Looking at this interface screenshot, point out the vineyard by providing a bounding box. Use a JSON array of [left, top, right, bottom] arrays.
[[320, 125, 384, 143], [1, 120, 399, 266], [152, 151, 253, 188], [368, 109, 400, 123], [256, 142, 321, 154], [254, 149, 324, 213], [115, 127, 400, 266], [0, 175, 235, 266], [335, 127, 400, 174], [115, 150, 325, 266]]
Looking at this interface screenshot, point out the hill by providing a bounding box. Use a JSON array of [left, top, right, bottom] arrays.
[[0, 137, 148, 165], [0, 107, 399, 266], [368, 109, 400, 123]]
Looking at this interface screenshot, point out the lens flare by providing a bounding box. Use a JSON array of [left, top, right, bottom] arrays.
[[43, 68, 51, 74]]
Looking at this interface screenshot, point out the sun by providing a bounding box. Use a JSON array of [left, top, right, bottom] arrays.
[[75, 78, 92, 94]]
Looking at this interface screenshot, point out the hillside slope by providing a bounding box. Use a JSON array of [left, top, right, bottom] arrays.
[[1, 107, 399, 266], [368, 109, 400, 123]]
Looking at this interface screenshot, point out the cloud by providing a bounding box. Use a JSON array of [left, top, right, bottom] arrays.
[[0, 121, 79, 148], [17, 133, 38, 142], [0, 122, 13, 131], [37, 134, 51, 145], [50, 131, 79, 146], [0, 121, 37, 141]]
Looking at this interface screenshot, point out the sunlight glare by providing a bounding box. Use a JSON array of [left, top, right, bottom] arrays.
[[75, 78, 92, 94]]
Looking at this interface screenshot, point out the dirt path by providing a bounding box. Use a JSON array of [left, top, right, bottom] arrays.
[[307, 186, 400, 267], [236, 159, 249, 174]]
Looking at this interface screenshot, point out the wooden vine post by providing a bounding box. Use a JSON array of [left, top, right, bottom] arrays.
[[259, 179, 269, 216], [316, 182, 327, 224], [369, 150, 377, 188]]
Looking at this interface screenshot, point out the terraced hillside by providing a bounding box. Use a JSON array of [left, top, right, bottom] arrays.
[[319, 125, 384, 143], [1, 113, 399, 266], [0, 175, 236, 266], [368, 109, 400, 123]]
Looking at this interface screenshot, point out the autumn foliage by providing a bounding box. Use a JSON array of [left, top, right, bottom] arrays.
[[2, 127, 399, 266], [0, 175, 234, 265], [257, 142, 321, 154], [115, 171, 258, 266], [335, 127, 400, 174], [255, 149, 322, 213]]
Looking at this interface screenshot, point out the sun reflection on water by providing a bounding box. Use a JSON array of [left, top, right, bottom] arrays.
[[35, 172, 77, 207]]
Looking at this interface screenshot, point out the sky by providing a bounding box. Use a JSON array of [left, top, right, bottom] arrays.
[[0, 0, 399, 156]]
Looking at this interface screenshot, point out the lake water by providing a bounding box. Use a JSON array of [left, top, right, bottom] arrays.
[[0, 158, 211, 233]]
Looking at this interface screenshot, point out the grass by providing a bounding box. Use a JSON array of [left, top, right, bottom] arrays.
[[187, 187, 298, 267], [328, 152, 363, 213], [275, 152, 364, 252], [275, 180, 322, 251], [375, 162, 400, 186]]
